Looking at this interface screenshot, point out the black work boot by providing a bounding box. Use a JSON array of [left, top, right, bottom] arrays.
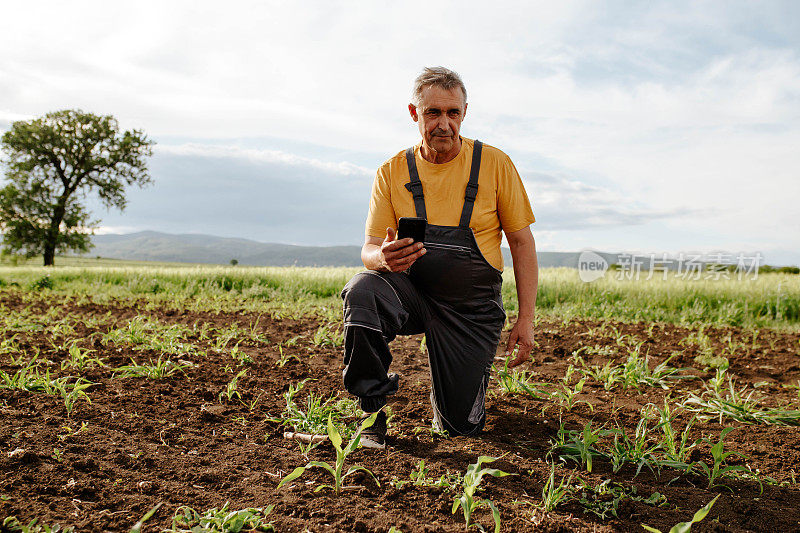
[[359, 411, 387, 449]]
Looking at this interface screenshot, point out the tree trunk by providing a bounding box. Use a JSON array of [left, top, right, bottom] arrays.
[[43, 245, 55, 267], [44, 196, 68, 267]]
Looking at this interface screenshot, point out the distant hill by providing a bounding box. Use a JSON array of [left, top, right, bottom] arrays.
[[86, 231, 628, 269], [88, 231, 363, 267]]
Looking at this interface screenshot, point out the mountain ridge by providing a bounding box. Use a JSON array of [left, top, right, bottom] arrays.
[[88, 231, 615, 268]]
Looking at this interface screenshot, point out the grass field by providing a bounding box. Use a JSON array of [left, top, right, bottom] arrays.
[[1, 262, 797, 329], [1, 262, 799, 531]]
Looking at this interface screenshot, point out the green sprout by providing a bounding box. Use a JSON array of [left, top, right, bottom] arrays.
[[642, 494, 719, 533], [277, 413, 380, 495], [451, 456, 514, 533]]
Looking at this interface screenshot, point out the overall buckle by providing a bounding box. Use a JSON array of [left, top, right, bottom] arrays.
[[464, 182, 479, 200]]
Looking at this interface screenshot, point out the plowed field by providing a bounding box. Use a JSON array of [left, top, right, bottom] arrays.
[[2, 288, 800, 532]]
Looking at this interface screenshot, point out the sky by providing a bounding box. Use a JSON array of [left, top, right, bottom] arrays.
[[1, 0, 799, 265]]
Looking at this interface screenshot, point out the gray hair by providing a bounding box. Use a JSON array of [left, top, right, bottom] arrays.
[[411, 67, 467, 107]]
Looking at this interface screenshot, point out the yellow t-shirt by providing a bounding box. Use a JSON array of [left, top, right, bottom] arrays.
[[366, 137, 535, 270]]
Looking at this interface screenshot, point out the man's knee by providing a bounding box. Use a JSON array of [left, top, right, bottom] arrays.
[[342, 271, 379, 299], [341, 271, 407, 334]]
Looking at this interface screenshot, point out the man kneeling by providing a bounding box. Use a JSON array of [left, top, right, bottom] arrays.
[[341, 66, 539, 448]]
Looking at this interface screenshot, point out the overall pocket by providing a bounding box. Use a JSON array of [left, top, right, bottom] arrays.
[[409, 242, 473, 305]]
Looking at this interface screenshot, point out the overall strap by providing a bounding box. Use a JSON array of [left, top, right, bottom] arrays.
[[459, 139, 483, 228], [404, 147, 427, 219]]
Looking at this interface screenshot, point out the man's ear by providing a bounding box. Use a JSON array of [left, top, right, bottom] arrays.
[[408, 103, 418, 122], [463, 102, 468, 120]]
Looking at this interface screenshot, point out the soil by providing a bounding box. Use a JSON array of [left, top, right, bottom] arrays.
[[1, 289, 800, 532]]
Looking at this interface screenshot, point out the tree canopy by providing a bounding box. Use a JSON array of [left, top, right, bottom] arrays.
[[0, 109, 154, 265]]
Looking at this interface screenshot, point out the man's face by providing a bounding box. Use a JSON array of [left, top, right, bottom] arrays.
[[409, 85, 467, 158]]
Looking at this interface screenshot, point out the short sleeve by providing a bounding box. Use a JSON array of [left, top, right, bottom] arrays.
[[496, 155, 535, 234], [365, 167, 397, 239]]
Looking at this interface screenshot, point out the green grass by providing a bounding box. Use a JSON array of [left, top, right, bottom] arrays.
[[0, 264, 797, 329], [505, 268, 800, 329]]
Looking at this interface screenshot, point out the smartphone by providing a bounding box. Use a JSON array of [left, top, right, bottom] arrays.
[[397, 217, 427, 244]]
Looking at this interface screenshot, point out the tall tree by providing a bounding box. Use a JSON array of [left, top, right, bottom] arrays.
[[0, 110, 154, 265]]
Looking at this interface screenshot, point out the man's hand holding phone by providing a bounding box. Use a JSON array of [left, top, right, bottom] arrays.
[[379, 227, 426, 272]]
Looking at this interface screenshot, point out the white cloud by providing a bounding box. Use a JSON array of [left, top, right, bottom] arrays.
[[156, 144, 372, 176], [94, 225, 142, 235], [0, 111, 33, 124]]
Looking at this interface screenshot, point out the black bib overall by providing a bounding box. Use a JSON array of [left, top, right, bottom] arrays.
[[341, 140, 506, 436]]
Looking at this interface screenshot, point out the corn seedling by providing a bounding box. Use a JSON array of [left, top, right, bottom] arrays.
[[102, 316, 200, 356], [451, 455, 513, 533], [391, 460, 462, 491], [574, 479, 667, 520], [271, 380, 361, 450], [57, 377, 93, 416], [550, 420, 610, 473], [312, 323, 344, 348], [550, 366, 589, 411], [50, 448, 63, 463], [1, 516, 75, 533], [169, 502, 275, 532], [642, 494, 719, 533], [275, 342, 300, 367], [228, 344, 253, 365], [57, 422, 89, 442], [247, 315, 270, 344], [241, 391, 264, 412], [0, 363, 92, 415], [219, 369, 247, 403], [412, 421, 451, 439], [130, 502, 163, 533], [572, 343, 616, 358], [535, 462, 575, 512], [5, 348, 31, 368], [577, 358, 622, 391], [618, 344, 691, 390], [681, 328, 729, 370], [493, 357, 545, 396], [48, 320, 76, 338], [190, 320, 213, 342], [113, 356, 190, 379], [694, 353, 730, 371], [681, 371, 800, 426], [60, 342, 106, 371], [0, 335, 21, 358], [654, 401, 697, 470], [211, 325, 240, 352], [606, 413, 663, 477], [706, 366, 729, 395], [285, 335, 302, 347], [411, 460, 462, 490], [611, 327, 639, 347], [692, 427, 756, 491], [0, 358, 44, 390], [722, 333, 746, 358], [277, 412, 380, 494]]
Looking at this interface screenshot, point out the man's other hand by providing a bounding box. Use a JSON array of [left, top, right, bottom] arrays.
[[379, 227, 426, 272], [504, 317, 535, 368]]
